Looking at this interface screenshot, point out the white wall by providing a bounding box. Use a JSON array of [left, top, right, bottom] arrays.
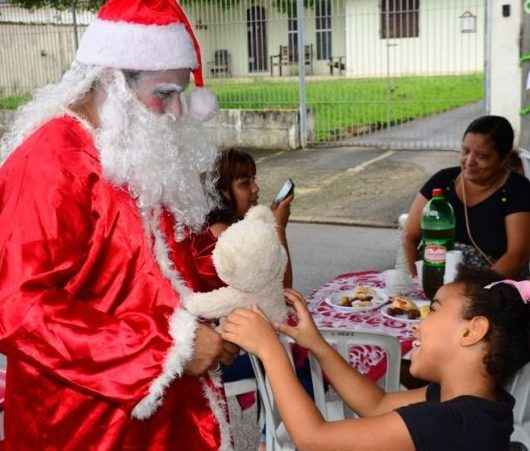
[[488, 0, 522, 141], [345, 0, 485, 77], [187, 1, 346, 78]]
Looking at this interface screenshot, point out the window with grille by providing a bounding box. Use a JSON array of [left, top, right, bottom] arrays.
[[380, 0, 419, 39], [316, 0, 332, 60], [287, 2, 298, 63]]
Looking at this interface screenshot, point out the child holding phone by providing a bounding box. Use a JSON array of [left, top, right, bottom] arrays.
[[222, 265, 530, 451], [193, 148, 293, 290], [190, 148, 296, 450]]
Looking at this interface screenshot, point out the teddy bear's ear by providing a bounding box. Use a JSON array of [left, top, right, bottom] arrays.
[[245, 205, 275, 225]]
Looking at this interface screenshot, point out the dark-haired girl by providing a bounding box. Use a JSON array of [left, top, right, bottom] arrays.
[[404, 115, 530, 278], [192, 148, 293, 291], [221, 265, 530, 451], [191, 148, 296, 450]]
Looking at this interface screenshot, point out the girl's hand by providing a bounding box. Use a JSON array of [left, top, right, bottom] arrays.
[[277, 289, 326, 353], [221, 306, 280, 359], [271, 195, 293, 229]]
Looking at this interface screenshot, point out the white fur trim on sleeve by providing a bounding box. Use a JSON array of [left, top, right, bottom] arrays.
[[132, 208, 197, 419], [131, 308, 198, 420], [202, 373, 234, 451], [76, 19, 198, 71]]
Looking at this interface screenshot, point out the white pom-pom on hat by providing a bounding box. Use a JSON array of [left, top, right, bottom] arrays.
[[189, 88, 219, 122]]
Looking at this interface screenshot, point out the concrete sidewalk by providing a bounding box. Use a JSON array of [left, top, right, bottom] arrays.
[[251, 145, 458, 227]]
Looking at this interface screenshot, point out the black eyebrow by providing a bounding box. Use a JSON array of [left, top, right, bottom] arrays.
[[153, 85, 184, 95]]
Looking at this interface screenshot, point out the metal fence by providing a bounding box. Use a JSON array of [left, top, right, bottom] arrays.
[[0, 0, 487, 149]]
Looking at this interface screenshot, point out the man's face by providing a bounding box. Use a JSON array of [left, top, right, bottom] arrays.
[[130, 69, 191, 118]]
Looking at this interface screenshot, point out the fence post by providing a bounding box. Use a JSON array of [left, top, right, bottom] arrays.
[[296, 0, 307, 148], [72, 0, 79, 50], [484, 0, 492, 114]]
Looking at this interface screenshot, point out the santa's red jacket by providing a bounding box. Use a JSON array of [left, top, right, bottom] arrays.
[[0, 115, 231, 450]]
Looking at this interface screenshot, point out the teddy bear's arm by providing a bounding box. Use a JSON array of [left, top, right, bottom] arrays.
[[184, 287, 251, 319]]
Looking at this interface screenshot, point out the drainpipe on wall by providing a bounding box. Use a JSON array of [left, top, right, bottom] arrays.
[[520, 2, 530, 151]]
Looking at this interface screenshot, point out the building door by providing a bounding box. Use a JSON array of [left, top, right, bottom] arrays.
[[247, 6, 268, 73]]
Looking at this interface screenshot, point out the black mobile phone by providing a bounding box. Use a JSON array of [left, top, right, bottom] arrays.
[[274, 178, 295, 204]]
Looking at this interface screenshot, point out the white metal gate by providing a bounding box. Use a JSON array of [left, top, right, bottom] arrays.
[[0, 0, 487, 150]]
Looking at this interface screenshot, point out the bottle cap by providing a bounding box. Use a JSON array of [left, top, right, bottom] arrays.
[[432, 188, 444, 197]]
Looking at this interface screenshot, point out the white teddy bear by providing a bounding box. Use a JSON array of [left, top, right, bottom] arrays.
[[184, 205, 289, 324]]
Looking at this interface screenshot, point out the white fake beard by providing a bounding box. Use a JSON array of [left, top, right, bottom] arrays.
[[96, 72, 219, 235]]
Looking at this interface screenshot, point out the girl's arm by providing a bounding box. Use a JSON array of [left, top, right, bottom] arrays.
[[272, 195, 294, 288], [280, 291, 426, 416], [222, 307, 415, 451], [492, 212, 530, 277]]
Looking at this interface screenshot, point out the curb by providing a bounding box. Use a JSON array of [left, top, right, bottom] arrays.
[[290, 215, 398, 229]]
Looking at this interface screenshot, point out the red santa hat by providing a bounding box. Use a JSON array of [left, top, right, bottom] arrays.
[[76, 0, 217, 121]]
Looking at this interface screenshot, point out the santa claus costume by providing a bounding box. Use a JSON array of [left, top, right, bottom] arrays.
[[0, 0, 233, 449]]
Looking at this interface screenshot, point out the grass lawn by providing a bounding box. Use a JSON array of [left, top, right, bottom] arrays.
[[209, 74, 484, 141], [0, 95, 30, 111], [0, 74, 484, 142]]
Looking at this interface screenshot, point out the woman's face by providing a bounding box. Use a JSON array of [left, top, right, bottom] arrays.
[[409, 283, 469, 382], [460, 132, 506, 185], [228, 174, 259, 219]]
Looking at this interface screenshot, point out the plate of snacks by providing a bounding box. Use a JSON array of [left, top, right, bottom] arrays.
[[326, 286, 389, 312], [382, 296, 431, 323]]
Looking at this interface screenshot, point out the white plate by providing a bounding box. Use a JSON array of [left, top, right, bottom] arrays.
[[325, 287, 389, 312], [381, 299, 430, 323]]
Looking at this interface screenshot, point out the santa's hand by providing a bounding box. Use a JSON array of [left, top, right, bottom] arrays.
[[221, 307, 278, 359], [277, 289, 326, 353], [219, 340, 239, 367], [185, 323, 225, 376]]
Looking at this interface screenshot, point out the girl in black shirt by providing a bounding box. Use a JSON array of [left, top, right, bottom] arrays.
[[222, 265, 530, 451]]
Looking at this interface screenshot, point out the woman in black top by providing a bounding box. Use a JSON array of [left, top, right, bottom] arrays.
[[221, 265, 530, 451], [403, 115, 530, 278]]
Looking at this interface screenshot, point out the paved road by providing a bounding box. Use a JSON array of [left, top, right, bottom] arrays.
[[288, 223, 399, 295], [345, 101, 485, 150], [252, 146, 458, 227]]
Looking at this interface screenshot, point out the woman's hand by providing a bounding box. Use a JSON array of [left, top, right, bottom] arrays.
[[271, 195, 293, 230], [221, 307, 281, 360], [277, 289, 326, 353]]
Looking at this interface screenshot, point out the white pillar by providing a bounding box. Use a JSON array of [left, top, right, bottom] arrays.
[[488, 0, 523, 142]]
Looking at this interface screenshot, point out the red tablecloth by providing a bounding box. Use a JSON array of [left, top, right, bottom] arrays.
[[308, 270, 426, 381]]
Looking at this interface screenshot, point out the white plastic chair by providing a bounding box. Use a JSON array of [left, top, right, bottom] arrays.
[[309, 328, 402, 421], [519, 148, 530, 180], [506, 361, 530, 449], [223, 377, 257, 398], [249, 331, 402, 450], [249, 336, 297, 451]]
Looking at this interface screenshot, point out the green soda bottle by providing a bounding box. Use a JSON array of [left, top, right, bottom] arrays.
[[421, 188, 455, 300]]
